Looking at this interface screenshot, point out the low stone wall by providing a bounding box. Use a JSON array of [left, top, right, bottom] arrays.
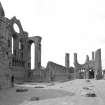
[[52, 74, 69, 81], [68, 73, 75, 80], [29, 70, 45, 82]]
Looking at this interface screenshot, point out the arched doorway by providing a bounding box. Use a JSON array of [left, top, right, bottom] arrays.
[[89, 69, 94, 79], [79, 69, 85, 79]]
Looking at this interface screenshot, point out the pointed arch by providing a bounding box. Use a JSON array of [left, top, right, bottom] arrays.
[[31, 43, 35, 70]]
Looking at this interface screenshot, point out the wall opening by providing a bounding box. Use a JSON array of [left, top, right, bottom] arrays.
[[89, 69, 94, 79], [19, 41, 21, 49], [13, 23, 20, 33], [79, 69, 85, 79], [31, 43, 35, 70]]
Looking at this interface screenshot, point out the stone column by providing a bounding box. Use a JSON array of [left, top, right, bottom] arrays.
[[65, 53, 70, 68], [34, 36, 41, 71], [85, 70, 89, 79], [27, 43, 31, 69], [74, 53, 78, 64], [86, 55, 89, 62], [65, 53, 70, 79], [92, 51, 94, 61], [74, 53, 78, 79]]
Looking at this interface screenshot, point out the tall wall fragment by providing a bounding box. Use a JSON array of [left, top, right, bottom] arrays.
[[0, 3, 11, 88], [95, 49, 102, 79]]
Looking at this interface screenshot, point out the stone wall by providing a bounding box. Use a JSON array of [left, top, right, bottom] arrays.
[[0, 30, 11, 88], [11, 67, 26, 82], [0, 61, 11, 89], [45, 61, 69, 82], [0, 3, 12, 88]]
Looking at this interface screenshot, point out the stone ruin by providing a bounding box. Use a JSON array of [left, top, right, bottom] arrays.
[[74, 49, 102, 79], [0, 2, 103, 88], [0, 2, 42, 88]]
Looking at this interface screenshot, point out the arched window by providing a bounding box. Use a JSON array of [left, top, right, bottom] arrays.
[[13, 23, 20, 33], [31, 43, 35, 70], [19, 41, 21, 49]]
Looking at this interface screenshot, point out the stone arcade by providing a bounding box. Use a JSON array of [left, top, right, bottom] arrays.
[[0, 3, 103, 88]]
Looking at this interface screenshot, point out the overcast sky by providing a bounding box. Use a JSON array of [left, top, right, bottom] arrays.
[[1, 0, 105, 69]]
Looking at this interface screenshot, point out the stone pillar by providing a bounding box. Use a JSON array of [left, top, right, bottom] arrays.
[[85, 69, 89, 79], [74, 53, 78, 79], [65, 53, 70, 68], [92, 51, 94, 61], [34, 36, 41, 71], [65, 53, 70, 79], [86, 55, 89, 62], [95, 49, 102, 79], [74, 53, 78, 65]]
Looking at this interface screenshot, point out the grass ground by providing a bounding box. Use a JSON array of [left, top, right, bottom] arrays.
[[0, 79, 105, 105]]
